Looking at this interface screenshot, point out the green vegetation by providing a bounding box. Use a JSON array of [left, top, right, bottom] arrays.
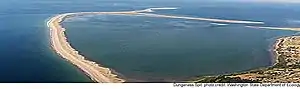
[[192, 37, 300, 83], [194, 76, 259, 83], [272, 55, 288, 68]]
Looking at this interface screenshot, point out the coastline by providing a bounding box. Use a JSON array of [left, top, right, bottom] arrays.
[[47, 13, 128, 83], [194, 35, 300, 83], [47, 8, 266, 83], [273, 37, 285, 65]]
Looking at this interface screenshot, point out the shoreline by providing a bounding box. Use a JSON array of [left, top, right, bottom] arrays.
[[194, 35, 300, 83], [48, 8, 295, 83], [47, 13, 130, 83], [273, 37, 285, 65]]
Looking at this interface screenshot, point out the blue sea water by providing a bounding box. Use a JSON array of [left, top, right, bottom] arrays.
[[1, 0, 300, 82]]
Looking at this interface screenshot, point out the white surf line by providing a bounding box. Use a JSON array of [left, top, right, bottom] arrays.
[[137, 13, 264, 24], [246, 26, 300, 31], [210, 23, 229, 26], [136, 7, 178, 12], [149, 7, 178, 10]]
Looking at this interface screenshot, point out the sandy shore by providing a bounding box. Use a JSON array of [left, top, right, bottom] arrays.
[[47, 8, 268, 83], [47, 13, 129, 83]]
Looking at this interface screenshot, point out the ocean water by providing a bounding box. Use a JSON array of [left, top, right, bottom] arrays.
[[1, 0, 300, 82], [0, 0, 139, 82]]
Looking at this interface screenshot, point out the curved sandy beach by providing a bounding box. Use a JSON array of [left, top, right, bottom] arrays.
[[47, 8, 266, 83], [48, 13, 125, 83]]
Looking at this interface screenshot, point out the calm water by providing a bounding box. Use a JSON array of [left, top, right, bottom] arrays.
[[0, 0, 300, 82]]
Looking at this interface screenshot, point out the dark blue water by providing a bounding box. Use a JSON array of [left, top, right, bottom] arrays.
[[1, 0, 300, 82], [0, 0, 145, 82]]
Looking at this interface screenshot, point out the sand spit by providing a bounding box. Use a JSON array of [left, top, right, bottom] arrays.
[[138, 13, 265, 24], [47, 8, 267, 83], [246, 26, 300, 31], [47, 13, 131, 83]]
